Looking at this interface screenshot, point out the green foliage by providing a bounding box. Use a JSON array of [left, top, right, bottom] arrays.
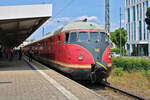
[[146, 70, 150, 75], [111, 48, 127, 55], [112, 67, 124, 76], [145, 8, 150, 30], [110, 28, 127, 48], [112, 57, 150, 72], [111, 48, 120, 53]]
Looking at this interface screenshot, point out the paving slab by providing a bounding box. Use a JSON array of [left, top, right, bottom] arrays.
[[0, 57, 68, 100], [24, 57, 106, 100], [0, 56, 106, 100]]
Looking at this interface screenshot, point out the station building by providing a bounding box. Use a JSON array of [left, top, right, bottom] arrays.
[[125, 0, 150, 56]]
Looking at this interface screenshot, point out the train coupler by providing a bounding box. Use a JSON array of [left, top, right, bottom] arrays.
[[90, 72, 96, 83]]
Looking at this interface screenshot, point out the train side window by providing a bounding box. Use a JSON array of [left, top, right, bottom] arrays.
[[100, 32, 105, 42], [65, 32, 69, 43], [90, 32, 99, 42], [70, 32, 77, 42], [79, 32, 88, 42], [58, 36, 60, 44]]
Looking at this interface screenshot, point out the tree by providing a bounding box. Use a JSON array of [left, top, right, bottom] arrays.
[[110, 28, 127, 48], [145, 7, 150, 30], [110, 28, 127, 55]]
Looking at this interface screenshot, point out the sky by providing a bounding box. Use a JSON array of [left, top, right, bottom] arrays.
[[0, 0, 124, 40]]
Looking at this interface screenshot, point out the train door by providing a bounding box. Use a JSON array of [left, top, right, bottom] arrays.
[[62, 33, 65, 63], [64, 32, 70, 63], [57, 35, 61, 61], [49, 38, 53, 60]]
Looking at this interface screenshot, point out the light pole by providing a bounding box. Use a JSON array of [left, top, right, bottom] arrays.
[[105, 0, 110, 33], [120, 7, 122, 56]]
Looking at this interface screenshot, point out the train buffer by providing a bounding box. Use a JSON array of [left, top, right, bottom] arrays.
[[0, 56, 106, 100]]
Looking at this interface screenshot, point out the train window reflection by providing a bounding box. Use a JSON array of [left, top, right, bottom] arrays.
[[90, 32, 99, 41], [100, 32, 108, 42], [79, 32, 88, 42], [70, 32, 77, 42]]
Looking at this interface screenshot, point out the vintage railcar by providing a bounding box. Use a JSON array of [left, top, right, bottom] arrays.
[[24, 21, 112, 82]]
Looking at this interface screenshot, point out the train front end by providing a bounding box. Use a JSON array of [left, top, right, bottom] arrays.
[[65, 29, 112, 82], [76, 31, 112, 82]]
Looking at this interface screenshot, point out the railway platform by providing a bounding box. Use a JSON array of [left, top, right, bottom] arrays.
[[0, 55, 105, 100]]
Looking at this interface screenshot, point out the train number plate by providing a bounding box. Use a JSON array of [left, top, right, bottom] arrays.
[[95, 48, 100, 52]]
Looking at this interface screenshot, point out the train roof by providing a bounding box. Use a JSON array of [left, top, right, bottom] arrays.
[[25, 21, 105, 46], [62, 21, 104, 32]]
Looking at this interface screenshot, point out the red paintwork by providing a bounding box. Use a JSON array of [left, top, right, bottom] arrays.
[[24, 30, 100, 69], [102, 46, 112, 66], [63, 44, 94, 65], [24, 25, 112, 80]]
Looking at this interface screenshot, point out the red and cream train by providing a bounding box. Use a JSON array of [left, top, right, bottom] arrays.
[[24, 21, 112, 82]]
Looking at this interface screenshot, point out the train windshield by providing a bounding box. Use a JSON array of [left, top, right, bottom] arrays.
[[100, 32, 108, 42], [70, 32, 77, 42], [90, 32, 99, 42], [79, 32, 88, 42]]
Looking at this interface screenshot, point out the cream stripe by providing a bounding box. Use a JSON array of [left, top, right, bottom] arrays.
[[50, 60, 91, 69]]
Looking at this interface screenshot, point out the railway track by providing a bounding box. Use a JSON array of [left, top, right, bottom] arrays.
[[100, 81, 145, 100], [25, 57, 147, 100]]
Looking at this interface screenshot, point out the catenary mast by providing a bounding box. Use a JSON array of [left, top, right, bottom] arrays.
[[105, 0, 110, 33]]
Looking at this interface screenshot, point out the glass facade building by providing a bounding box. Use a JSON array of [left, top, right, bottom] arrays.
[[125, 0, 150, 56]]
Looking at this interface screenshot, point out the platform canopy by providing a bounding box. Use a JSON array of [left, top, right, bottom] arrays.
[[0, 4, 52, 48]]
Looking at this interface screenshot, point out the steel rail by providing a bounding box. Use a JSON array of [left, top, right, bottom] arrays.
[[100, 82, 145, 100]]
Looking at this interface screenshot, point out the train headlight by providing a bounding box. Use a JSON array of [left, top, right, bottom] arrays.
[[95, 48, 100, 52], [108, 52, 112, 59], [78, 53, 83, 61]]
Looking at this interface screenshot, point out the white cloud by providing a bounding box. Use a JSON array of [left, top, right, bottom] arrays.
[[121, 19, 125, 23], [75, 16, 100, 23], [44, 16, 101, 27], [42, 16, 124, 33]]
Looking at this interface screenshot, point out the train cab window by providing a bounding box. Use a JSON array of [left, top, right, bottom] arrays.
[[70, 32, 77, 42], [90, 32, 99, 42], [58, 36, 60, 44], [79, 32, 88, 42], [65, 32, 69, 43], [100, 32, 108, 42]]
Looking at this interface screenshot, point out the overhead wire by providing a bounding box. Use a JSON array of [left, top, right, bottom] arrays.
[[51, 0, 75, 19]]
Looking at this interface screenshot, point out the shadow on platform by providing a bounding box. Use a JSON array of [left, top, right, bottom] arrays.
[[0, 55, 47, 71]]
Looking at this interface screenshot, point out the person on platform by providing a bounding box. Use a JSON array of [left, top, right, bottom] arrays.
[[7, 49, 11, 60], [28, 47, 33, 62], [18, 48, 22, 60]]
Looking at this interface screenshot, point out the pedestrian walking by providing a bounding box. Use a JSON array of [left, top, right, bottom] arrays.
[[7, 49, 11, 60], [18, 48, 22, 60], [10, 49, 14, 60], [28, 47, 33, 62]]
